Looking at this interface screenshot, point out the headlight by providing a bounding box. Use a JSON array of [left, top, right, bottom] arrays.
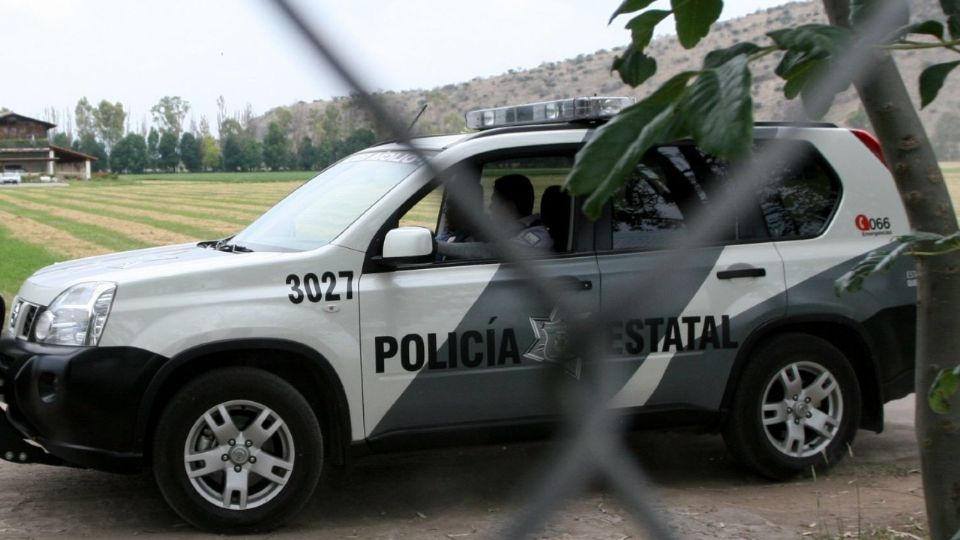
[[33, 282, 117, 346]]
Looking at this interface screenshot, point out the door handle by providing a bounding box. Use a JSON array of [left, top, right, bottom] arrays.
[[717, 267, 766, 280]]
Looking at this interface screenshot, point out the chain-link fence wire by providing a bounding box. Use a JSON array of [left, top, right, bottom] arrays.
[[267, 0, 909, 537]]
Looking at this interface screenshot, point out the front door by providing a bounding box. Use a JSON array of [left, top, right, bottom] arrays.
[[358, 151, 600, 440]]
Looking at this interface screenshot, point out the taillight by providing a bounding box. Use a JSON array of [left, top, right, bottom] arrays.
[[850, 129, 887, 167]]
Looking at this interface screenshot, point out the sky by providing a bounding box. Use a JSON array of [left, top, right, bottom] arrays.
[[3, 0, 788, 134]]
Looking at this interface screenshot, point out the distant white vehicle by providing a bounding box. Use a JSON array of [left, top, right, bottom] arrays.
[[0, 170, 22, 184]]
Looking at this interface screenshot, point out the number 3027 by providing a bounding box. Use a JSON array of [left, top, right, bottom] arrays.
[[286, 271, 354, 304]]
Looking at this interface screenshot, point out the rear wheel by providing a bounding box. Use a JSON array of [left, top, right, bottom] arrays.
[[722, 333, 860, 480], [153, 368, 323, 533]]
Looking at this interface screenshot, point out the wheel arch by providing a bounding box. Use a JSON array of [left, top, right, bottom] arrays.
[[136, 339, 352, 465], [722, 315, 885, 432]]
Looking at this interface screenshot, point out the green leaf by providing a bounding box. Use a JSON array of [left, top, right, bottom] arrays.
[[641, 70, 699, 108], [782, 58, 826, 99], [799, 74, 848, 119], [940, 0, 959, 19], [929, 365, 960, 414], [835, 241, 914, 294], [703, 42, 761, 69], [899, 20, 946, 40], [609, 0, 658, 24], [566, 72, 696, 219], [626, 10, 672, 50], [582, 105, 681, 219], [679, 55, 754, 158], [920, 60, 960, 109], [671, 0, 724, 49], [927, 230, 960, 253], [834, 232, 947, 295], [775, 50, 807, 79], [768, 24, 850, 60], [769, 26, 852, 119], [940, 0, 960, 38], [613, 46, 658, 87]]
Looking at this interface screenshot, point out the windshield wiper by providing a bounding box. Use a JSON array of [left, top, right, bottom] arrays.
[[198, 236, 233, 249], [197, 236, 252, 253], [218, 243, 254, 253]]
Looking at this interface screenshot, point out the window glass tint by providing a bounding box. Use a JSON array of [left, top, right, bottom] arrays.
[[610, 141, 840, 251], [479, 156, 573, 214], [612, 161, 687, 251], [479, 156, 575, 252], [389, 153, 578, 264], [400, 185, 442, 232], [754, 142, 840, 239], [612, 145, 751, 250]]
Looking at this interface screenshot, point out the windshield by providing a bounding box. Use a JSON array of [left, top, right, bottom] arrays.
[[231, 151, 424, 252]]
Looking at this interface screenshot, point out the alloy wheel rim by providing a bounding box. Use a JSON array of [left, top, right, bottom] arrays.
[[183, 399, 295, 510], [760, 361, 843, 459]]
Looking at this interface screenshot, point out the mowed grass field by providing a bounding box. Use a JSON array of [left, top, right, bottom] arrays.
[[2, 165, 960, 308], [0, 172, 311, 305]]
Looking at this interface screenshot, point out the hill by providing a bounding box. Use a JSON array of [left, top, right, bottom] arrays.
[[255, 0, 959, 157]]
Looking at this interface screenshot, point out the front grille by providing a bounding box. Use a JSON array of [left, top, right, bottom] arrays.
[[8, 300, 40, 342], [18, 305, 37, 341]]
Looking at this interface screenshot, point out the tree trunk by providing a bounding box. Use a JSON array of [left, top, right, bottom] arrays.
[[823, 1, 960, 538]]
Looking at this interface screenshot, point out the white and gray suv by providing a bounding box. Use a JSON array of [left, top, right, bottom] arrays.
[[0, 97, 916, 532]]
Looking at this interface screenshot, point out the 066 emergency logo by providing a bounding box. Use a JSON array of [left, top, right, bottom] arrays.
[[855, 214, 892, 236]]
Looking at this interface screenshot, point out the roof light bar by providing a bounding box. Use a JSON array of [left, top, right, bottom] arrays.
[[465, 97, 635, 130]]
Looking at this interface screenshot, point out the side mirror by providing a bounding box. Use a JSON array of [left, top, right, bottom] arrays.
[[381, 227, 436, 264]]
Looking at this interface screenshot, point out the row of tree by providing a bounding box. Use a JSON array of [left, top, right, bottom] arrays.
[[45, 96, 380, 174]]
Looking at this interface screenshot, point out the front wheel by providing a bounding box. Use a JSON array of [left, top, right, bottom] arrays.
[[722, 333, 861, 480], [153, 368, 323, 533]]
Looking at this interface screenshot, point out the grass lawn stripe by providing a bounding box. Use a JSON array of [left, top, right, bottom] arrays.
[[39, 190, 259, 226], [0, 210, 112, 259], [70, 187, 279, 215], [123, 179, 301, 194], [0, 223, 61, 306], [78, 178, 299, 193], [4, 191, 237, 238], [0, 193, 198, 245], [0, 198, 147, 252], [88, 186, 290, 209]]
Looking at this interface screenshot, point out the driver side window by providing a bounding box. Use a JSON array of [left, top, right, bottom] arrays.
[[399, 185, 443, 234], [390, 152, 578, 265]]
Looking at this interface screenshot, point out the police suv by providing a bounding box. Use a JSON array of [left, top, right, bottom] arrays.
[[0, 97, 916, 532]]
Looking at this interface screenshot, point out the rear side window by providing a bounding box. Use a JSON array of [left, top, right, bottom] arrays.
[[609, 141, 840, 251], [754, 142, 841, 240]]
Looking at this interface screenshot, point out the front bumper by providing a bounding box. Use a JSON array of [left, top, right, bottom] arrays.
[[0, 336, 167, 472]]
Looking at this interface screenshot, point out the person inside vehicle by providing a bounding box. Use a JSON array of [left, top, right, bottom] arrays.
[[437, 173, 553, 260]]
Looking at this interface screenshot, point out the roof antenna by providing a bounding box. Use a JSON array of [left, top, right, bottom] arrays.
[[408, 104, 428, 134]]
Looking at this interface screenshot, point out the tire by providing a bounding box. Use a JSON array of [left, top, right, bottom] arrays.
[[722, 333, 861, 480], [153, 368, 323, 533]]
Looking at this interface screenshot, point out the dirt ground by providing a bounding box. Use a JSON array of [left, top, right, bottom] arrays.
[[0, 397, 924, 539]]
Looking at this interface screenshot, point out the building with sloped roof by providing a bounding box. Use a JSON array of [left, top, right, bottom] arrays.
[[0, 112, 97, 180]]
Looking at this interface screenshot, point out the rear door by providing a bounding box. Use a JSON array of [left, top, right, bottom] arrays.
[[598, 144, 788, 412]]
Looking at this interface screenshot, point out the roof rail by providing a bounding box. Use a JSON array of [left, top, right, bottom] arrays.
[[754, 121, 838, 128], [460, 122, 596, 143]]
